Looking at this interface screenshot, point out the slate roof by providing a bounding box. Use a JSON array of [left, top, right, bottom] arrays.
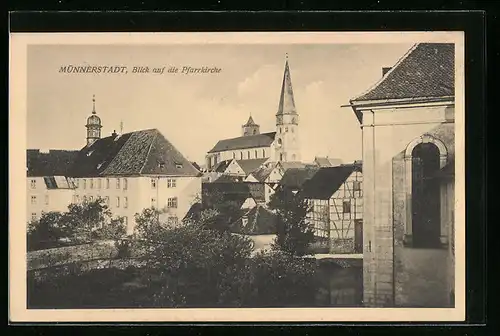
[[236, 158, 269, 175], [68, 128, 200, 177], [279, 167, 319, 190], [351, 43, 455, 103], [249, 163, 277, 182], [27, 149, 79, 177], [301, 165, 362, 200], [314, 157, 343, 168], [208, 132, 276, 153], [230, 205, 277, 235]]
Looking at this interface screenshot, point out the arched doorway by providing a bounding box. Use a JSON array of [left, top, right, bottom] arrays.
[[411, 142, 441, 248]]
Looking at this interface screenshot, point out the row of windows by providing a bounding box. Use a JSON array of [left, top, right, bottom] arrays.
[[278, 126, 294, 134], [150, 197, 178, 208], [311, 200, 353, 214], [231, 149, 267, 161], [150, 178, 177, 189], [76, 178, 128, 190]]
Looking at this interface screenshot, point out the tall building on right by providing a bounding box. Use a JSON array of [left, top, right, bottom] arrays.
[[348, 43, 455, 307]]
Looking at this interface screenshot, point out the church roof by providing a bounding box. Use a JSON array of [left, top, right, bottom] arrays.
[[301, 165, 361, 200], [235, 158, 269, 175], [27, 149, 80, 177], [351, 43, 455, 103], [276, 58, 297, 116], [68, 128, 200, 177], [243, 116, 258, 127], [208, 132, 276, 153], [279, 167, 319, 190]]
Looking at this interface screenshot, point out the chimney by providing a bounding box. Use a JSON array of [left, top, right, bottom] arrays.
[[382, 67, 392, 76], [111, 130, 117, 137]]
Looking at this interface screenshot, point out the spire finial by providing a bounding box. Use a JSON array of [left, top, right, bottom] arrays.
[[285, 53, 289, 61], [120, 121, 123, 134], [92, 94, 96, 114]]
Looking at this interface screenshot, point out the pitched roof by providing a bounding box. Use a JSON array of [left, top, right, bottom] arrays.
[[68, 129, 200, 177], [279, 167, 319, 189], [27, 149, 79, 177], [314, 157, 343, 168], [279, 161, 308, 171], [243, 116, 258, 127], [276, 59, 298, 116], [191, 162, 201, 171], [351, 43, 455, 103], [249, 163, 277, 182], [211, 159, 232, 173], [202, 181, 264, 208], [231, 205, 277, 235], [301, 165, 361, 200], [236, 158, 269, 175], [208, 132, 276, 153]]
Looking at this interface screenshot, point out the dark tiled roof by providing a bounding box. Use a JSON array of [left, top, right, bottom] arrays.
[[27, 149, 79, 177], [279, 161, 308, 171], [301, 165, 361, 200], [68, 129, 199, 177], [279, 167, 319, 189], [202, 182, 264, 208], [249, 163, 276, 182], [236, 158, 269, 175], [211, 159, 232, 173], [231, 205, 277, 235], [352, 43, 455, 102], [208, 132, 276, 153]]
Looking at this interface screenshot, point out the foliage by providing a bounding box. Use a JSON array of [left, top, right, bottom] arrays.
[[198, 189, 245, 232], [62, 197, 112, 243], [93, 217, 127, 240], [267, 187, 315, 256], [27, 212, 65, 251]]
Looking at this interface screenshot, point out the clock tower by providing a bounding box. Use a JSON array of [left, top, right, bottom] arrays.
[[85, 95, 102, 146], [275, 55, 300, 162]]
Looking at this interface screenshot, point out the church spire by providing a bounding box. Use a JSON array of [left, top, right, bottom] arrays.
[[276, 54, 297, 116], [92, 94, 96, 114]]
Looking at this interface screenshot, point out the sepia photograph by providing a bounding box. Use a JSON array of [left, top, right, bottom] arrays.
[[9, 32, 465, 322]]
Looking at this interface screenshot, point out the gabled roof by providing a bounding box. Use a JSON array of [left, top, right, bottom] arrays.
[[314, 157, 343, 168], [202, 181, 265, 208], [27, 149, 79, 177], [301, 165, 361, 200], [191, 162, 201, 171], [279, 161, 308, 171], [279, 167, 319, 189], [351, 43, 455, 103], [208, 132, 276, 153], [236, 158, 269, 175], [231, 205, 277, 235], [276, 59, 298, 116], [68, 129, 200, 177], [211, 159, 232, 173], [249, 163, 277, 182]]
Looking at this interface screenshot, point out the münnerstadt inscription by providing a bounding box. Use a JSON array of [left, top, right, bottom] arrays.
[[59, 65, 223, 75]]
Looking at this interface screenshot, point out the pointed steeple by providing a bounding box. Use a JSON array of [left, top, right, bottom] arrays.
[[276, 54, 297, 116], [244, 115, 257, 127]]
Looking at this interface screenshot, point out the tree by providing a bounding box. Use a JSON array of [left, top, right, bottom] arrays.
[[60, 197, 112, 243], [194, 189, 245, 233], [267, 187, 315, 257], [94, 216, 127, 240], [27, 211, 65, 251]]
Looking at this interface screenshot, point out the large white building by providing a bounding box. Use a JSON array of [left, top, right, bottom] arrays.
[[27, 98, 202, 234]]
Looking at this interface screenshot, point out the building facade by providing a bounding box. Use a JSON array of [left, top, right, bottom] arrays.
[[302, 165, 363, 254], [349, 43, 455, 307]]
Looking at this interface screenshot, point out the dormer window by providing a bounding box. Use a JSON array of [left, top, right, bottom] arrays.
[[174, 161, 183, 169], [87, 150, 94, 157], [242, 216, 249, 227]]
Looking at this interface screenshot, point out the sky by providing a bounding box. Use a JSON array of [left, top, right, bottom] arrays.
[[27, 43, 413, 164]]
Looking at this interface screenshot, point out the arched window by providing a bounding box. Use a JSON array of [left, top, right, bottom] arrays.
[[262, 149, 266, 157], [247, 151, 250, 159], [240, 152, 243, 160], [255, 150, 258, 158], [253, 130, 257, 135], [404, 134, 448, 249], [280, 153, 284, 161]]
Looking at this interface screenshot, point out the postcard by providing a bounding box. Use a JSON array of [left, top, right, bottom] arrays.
[[9, 31, 465, 322]]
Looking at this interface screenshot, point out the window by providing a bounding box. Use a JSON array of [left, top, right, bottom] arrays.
[[106, 178, 110, 189], [105, 196, 109, 206], [123, 178, 128, 190], [83, 179, 87, 189], [116, 197, 120, 208], [116, 178, 121, 189], [30, 195, 37, 205], [255, 150, 258, 158], [285, 127, 288, 132], [279, 127, 282, 133], [123, 216, 128, 225], [151, 178, 157, 189], [124, 197, 128, 208], [83, 196, 87, 203], [262, 149, 265, 157], [233, 152, 236, 159], [151, 197, 157, 208], [353, 181, 361, 192], [167, 197, 178, 208], [240, 152, 243, 160], [89, 196, 94, 202], [242, 216, 249, 227], [45, 195, 49, 205], [343, 200, 351, 214], [167, 178, 177, 188], [90, 179, 94, 189], [30, 179, 36, 189], [31, 213, 37, 221], [97, 178, 102, 189], [75, 179, 79, 188]]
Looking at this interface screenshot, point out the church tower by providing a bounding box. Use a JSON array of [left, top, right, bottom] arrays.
[[275, 55, 300, 162], [242, 115, 260, 136], [85, 95, 102, 146]]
